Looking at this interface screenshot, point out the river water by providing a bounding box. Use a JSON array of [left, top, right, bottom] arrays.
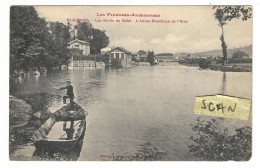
[[13, 63, 252, 161]]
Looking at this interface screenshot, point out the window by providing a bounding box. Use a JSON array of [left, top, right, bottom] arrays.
[[116, 53, 119, 59], [111, 53, 114, 58], [121, 53, 125, 59]]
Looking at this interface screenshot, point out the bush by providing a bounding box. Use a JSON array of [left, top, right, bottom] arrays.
[[227, 58, 252, 64], [189, 117, 251, 161], [114, 142, 167, 161], [232, 50, 249, 59], [110, 58, 122, 68], [199, 59, 210, 69]]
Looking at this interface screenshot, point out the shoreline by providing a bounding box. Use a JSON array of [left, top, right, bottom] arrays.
[[178, 63, 252, 72], [9, 93, 59, 160]]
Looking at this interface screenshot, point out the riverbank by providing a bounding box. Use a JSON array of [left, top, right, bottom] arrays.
[[179, 63, 252, 72], [209, 63, 252, 72], [9, 93, 60, 160]]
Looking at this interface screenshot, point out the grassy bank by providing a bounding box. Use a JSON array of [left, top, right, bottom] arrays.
[[179, 62, 252, 72], [209, 63, 252, 72]]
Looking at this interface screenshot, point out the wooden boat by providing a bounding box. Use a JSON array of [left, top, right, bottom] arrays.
[[31, 102, 87, 152]]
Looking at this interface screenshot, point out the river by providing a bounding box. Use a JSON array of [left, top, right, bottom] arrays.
[[12, 62, 252, 161]]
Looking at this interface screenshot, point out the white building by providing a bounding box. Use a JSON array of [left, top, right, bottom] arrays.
[[101, 47, 112, 55], [155, 53, 174, 62], [109, 47, 133, 67], [68, 39, 90, 56]]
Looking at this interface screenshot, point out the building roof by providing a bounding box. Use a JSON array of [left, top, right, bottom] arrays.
[[155, 53, 173, 56], [109, 47, 131, 54], [68, 39, 90, 45]]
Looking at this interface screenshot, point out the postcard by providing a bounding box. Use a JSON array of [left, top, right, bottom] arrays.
[[9, 6, 252, 161]]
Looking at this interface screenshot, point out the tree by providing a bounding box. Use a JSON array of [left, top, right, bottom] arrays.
[[76, 22, 110, 54], [189, 117, 251, 161], [45, 22, 71, 69], [137, 50, 146, 55], [214, 9, 227, 65], [131, 56, 137, 62], [147, 51, 155, 65], [10, 6, 72, 75], [103, 53, 110, 67], [213, 6, 252, 65], [232, 50, 249, 59], [10, 6, 48, 75], [213, 6, 252, 21], [198, 59, 210, 69], [76, 22, 93, 41], [90, 29, 110, 54]]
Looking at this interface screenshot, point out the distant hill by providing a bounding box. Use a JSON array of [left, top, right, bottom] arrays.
[[172, 45, 252, 59], [191, 45, 252, 58], [156, 53, 173, 56]]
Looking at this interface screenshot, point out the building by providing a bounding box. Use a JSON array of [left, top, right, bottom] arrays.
[[68, 39, 90, 56], [67, 39, 91, 68], [155, 53, 174, 62], [109, 47, 132, 67], [101, 47, 112, 55], [138, 50, 148, 62]]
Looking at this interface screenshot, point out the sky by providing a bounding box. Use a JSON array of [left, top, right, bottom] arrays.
[[35, 6, 252, 54]]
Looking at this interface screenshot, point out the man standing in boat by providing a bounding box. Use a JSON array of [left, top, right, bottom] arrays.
[[58, 81, 75, 108]]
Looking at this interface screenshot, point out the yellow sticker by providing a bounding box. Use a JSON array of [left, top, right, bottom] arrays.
[[193, 95, 251, 120]]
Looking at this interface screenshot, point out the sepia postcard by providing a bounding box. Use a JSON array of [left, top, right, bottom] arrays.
[[9, 6, 252, 161]]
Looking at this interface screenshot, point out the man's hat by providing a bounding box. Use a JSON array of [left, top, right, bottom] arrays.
[[66, 80, 71, 84]]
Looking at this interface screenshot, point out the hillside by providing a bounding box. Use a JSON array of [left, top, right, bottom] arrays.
[[172, 45, 252, 59], [191, 45, 252, 58]]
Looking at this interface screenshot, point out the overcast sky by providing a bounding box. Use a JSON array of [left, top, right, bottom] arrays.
[[35, 6, 252, 54]]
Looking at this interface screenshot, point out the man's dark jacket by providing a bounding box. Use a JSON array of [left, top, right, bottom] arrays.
[[60, 85, 75, 99]]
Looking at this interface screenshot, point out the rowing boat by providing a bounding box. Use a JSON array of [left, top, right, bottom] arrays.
[[31, 102, 87, 152]]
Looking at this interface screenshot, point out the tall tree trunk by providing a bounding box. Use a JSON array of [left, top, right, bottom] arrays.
[[220, 26, 227, 65]]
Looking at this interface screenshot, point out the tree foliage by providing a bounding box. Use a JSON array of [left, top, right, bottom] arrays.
[[132, 141, 167, 161], [90, 29, 110, 54], [213, 6, 252, 21], [214, 9, 227, 65], [110, 58, 122, 68], [198, 59, 210, 69], [114, 142, 167, 161], [232, 50, 249, 59], [10, 6, 111, 77], [213, 6, 252, 65], [43, 22, 71, 69], [75, 22, 93, 42], [75, 22, 110, 55], [147, 51, 155, 65], [220, 35, 227, 64], [189, 117, 251, 161], [10, 6, 48, 74], [10, 6, 72, 76]]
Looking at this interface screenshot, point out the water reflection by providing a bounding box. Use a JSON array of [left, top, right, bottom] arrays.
[[220, 71, 226, 94]]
